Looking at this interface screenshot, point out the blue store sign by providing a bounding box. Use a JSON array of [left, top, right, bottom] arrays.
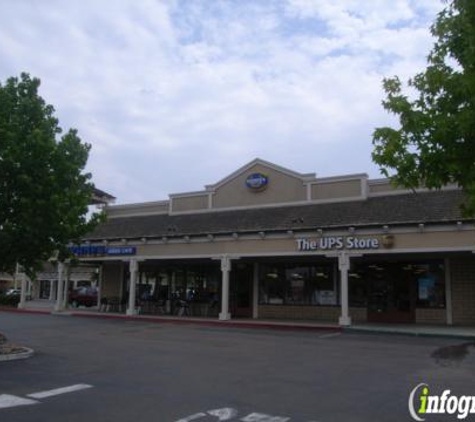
[[106, 246, 137, 256], [69, 245, 136, 257], [245, 173, 269, 191]]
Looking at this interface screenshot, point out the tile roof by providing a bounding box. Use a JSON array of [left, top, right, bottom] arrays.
[[85, 189, 468, 241]]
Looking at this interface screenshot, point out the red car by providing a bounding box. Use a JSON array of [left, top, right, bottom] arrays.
[[69, 287, 98, 308]]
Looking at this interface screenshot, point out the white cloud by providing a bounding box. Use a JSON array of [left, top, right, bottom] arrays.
[[0, 0, 445, 203]]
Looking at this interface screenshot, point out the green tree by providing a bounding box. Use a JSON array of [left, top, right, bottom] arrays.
[[372, 0, 475, 214], [0, 73, 103, 278]]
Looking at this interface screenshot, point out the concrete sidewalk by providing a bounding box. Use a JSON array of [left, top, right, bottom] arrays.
[[2, 305, 475, 339]]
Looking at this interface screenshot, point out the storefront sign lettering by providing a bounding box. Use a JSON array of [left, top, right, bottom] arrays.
[[68, 245, 137, 257], [296, 236, 380, 251]]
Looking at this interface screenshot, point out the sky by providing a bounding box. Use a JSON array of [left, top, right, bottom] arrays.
[[0, 0, 444, 204]]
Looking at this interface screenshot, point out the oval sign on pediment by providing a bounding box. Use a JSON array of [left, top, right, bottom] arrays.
[[245, 173, 269, 191]]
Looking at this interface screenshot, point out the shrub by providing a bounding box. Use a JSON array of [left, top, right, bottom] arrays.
[[0, 295, 20, 306]]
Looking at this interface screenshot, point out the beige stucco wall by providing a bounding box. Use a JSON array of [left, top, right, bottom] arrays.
[[171, 195, 208, 212], [311, 179, 362, 200], [258, 305, 367, 322], [107, 202, 169, 218], [415, 308, 446, 324], [125, 230, 475, 259], [368, 182, 400, 194], [212, 164, 307, 209], [388, 231, 475, 250], [450, 257, 475, 325], [102, 262, 123, 299]]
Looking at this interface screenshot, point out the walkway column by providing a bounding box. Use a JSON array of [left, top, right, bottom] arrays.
[[444, 258, 453, 325], [27, 279, 32, 299], [219, 255, 231, 321], [49, 280, 55, 301], [54, 262, 65, 312], [338, 252, 351, 326], [14, 263, 19, 289], [62, 262, 70, 309], [18, 270, 27, 309], [96, 265, 103, 310], [126, 259, 138, 316], [252, 262, 259, 319]]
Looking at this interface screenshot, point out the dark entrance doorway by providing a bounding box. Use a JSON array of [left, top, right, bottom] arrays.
[[350, 261, 417, 324], [230, 263, 253, 318], [351, 259, 447, 324], [367, 268, 416, 323], [39, 280, 51, 299]]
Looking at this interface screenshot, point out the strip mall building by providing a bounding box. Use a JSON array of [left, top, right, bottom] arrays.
[[67, 159, 475, 326]]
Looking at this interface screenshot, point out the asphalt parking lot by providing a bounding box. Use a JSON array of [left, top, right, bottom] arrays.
[[0, 312, 474, 422]]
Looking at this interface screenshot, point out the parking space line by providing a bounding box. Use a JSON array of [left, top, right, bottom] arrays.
[[27, 384, 93, 399], [175, 412, 207, 421], [0, 394, 38, 409], [318, 332, 341, 339]]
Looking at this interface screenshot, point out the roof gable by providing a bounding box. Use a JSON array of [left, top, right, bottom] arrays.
[[205, 158, 316, 191]]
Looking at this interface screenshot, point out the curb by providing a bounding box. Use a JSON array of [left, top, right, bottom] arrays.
[[344, 327, 475, 341], [0, 307, 50, 315], [71, 312, 342, 333], [0, 306, 340, 333], [0, 347, 34, 362], [6, 307, 472, 339]]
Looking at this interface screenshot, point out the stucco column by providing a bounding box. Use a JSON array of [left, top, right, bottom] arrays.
[[252, 262, 259, 319], [219, 255, 231, 321], [54, 262, 65, 312], [62, 263, 70, 309], [338, 252, 351, 326], [96, 265, 103, 309], [27, 279, 32, 299], [126, 259, 138, 316], [18, 271, 27, 309], [49, 280, 55, 301], [444, 258, 453, 325]]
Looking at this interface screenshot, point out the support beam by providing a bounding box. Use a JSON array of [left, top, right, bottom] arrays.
[[252, 262, 259, 319], [27, 279, 32, 299], [96, 265, 103, 310], [444, 258, 453, 325], [219, 255, 231, 321], [14, 263, 19, 290], [338, 252, 351, 326], [18, 271, 27, 309], [62, 263, 70, 309], [49, 280, 55, 301], [54, 263, 65, 312], [126, 259, 138, 316]]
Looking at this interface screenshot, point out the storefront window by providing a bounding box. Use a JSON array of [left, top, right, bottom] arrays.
[[414, 262, 445, 308], [259, 262, 336, 306], [349, 260, 446, 309], [133, 263, 221, 317]]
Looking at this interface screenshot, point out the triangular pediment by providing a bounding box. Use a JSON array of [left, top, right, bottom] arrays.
[[205, 158, 316, 191]]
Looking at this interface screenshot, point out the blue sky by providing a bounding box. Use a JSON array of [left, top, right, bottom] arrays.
[[0, 0, 443, 204]]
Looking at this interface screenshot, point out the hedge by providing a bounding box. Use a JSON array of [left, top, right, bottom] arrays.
[[0, 295, 20, 306]]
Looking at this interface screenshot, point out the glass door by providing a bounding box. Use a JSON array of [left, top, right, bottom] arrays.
[[367, 265, 415, 323]]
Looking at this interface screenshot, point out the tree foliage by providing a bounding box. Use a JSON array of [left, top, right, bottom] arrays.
[[372, 0, 475, 214], [0, 73, 103, 278]]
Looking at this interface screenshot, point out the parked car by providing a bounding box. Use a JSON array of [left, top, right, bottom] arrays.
[[69, 287, 98, 308], [5, 288, 21, 297]]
